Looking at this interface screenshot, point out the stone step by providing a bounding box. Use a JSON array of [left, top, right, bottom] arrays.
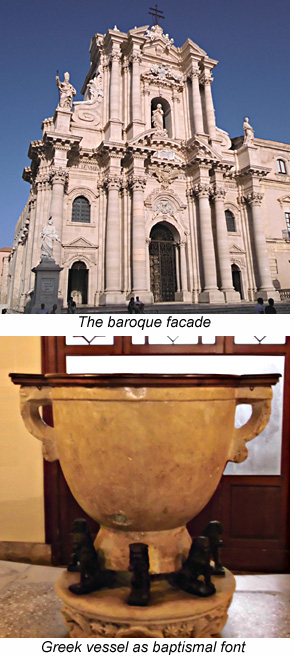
[[65, 301, 290, 314]]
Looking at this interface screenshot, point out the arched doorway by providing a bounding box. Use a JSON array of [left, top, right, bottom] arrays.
[[68, 261, 88, 305], [232, 264, 243, 299], [149, 224, 177, 302]]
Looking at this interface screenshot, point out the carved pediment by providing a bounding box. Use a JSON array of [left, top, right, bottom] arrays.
[[63, 237, 97, 249], [278, 194, 290, 207], [229, 244, 246, 255]]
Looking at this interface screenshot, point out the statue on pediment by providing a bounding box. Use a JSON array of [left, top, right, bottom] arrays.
[[56, 72, 76, 109], [243, 117, 254, 144]]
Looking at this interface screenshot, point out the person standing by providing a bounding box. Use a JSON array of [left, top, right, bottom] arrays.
[[254, 298, 265, 314], [265, 298, 277, 314]]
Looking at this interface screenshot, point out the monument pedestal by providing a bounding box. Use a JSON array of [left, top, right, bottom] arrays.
[[31, 257, 63, 313], [56, 569, 235, 639]]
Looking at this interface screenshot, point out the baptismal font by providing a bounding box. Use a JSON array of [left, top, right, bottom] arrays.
[[10, 371, 280, 638]]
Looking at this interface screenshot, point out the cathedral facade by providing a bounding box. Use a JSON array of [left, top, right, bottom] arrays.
[[4, 23, 290, 310]]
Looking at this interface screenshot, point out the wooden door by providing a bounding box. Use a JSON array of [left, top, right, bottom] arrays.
[[41, 336, 289, 572]]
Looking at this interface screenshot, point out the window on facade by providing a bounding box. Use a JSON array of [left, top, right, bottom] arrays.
[[225, 210, 236, 232], [277, 159, 287, 174], [285, 212, 290, 230], [72, 196, 90, 223]]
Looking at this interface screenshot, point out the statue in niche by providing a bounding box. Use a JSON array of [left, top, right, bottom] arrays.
[[68, 518, 114, 595], [152, 103, 164, 131], [56, 71, 76, 109], [127, 543, 151, 606], [243, 117, 254, 143], [39, 217, 61, 259]]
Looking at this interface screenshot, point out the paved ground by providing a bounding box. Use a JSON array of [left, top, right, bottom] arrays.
[[2, 301, 289, 314], [0, 561, 289, 638]]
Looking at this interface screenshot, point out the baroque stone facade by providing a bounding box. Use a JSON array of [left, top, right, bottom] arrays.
[[5, 23, 290, 309]]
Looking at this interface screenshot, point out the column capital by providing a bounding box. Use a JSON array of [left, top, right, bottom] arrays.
[[128, 175, 147, 191], [130, 52, 142, 64], [35, 172, 51, 190], [194, 183, 211, 198], [211, 186, 226, 201], [110, 46, 121, 63], [178, 241, 187, 248], [202, 74, 214, 86], [105, 174, 122, 191], [50, 168, 69, 185], [190, 65, 201, 79], [246, 191, 263, 206]]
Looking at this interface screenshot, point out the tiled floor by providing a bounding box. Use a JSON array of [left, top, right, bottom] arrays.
[[0, 560, 289, 638]]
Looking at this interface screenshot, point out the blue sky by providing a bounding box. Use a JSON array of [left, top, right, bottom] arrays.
[[0, 0, 289, 247]]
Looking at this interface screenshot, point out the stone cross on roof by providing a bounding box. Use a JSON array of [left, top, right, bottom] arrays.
[[148, 4, 165, 25]]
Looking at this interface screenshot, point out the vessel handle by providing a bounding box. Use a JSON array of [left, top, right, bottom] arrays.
[[228, 387, 273, 463], [19, 386, 58, 461]]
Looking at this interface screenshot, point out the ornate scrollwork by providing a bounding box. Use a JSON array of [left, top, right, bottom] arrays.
[[154, 200, 175, 217]]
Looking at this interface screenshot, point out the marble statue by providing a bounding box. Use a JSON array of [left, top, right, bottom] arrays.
[[40, 217, 61, 259], [168, 536, 216, 598], [56, 71, 76, 109], [68, 518, 114, 595], [152, 103, 164, 131], [127, 543, 150, 607], [204, 520, 225, 576], [243, 117, 254, 143]]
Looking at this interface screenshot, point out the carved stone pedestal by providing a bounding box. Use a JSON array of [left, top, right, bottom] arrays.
[[56, 569, 235, 639], [31, 257, 63, 313]]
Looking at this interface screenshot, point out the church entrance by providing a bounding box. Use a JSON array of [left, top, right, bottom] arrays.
[[68, 261, 88, 305], [232, 264, 243, 299], [149, 224, 177, 302]]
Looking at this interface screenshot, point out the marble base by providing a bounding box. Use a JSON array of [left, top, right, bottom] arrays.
[[31, 258, 63, 313], [198, 289, 225, 304], [55, 569, 235, 639]]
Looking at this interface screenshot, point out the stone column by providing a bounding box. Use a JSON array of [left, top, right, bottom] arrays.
[[131, 53, 142, 123], [195, 184, 224, 303], [49, 169, 68, 264], [172, 92, 180, 140], [212, 187, 240, 302], [202, 74, 216, 140], [190, 66, 204, 135], [108, 46, 122, 141], [100, 175, 125, 304], [247, 192, 279, 300], [175, 240, 192, 302], [129, 176, 153, 303]]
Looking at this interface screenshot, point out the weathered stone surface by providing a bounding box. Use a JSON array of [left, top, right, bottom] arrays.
[[56, 569, 236, 638]]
